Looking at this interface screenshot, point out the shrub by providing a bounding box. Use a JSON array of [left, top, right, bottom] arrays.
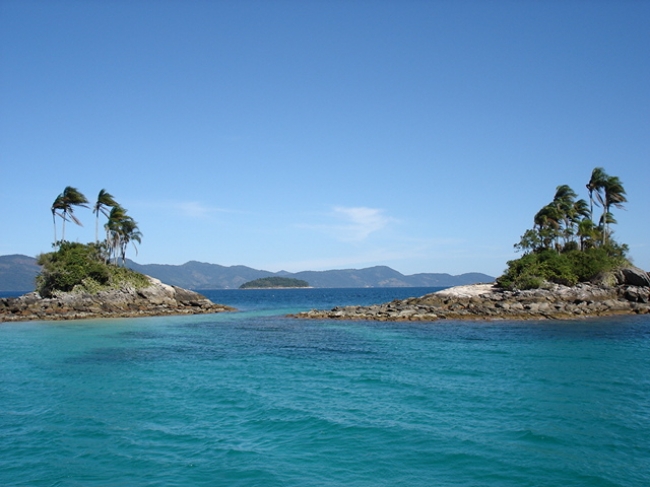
[[36, 242, 149, 297], [497, 247, 630, 290]]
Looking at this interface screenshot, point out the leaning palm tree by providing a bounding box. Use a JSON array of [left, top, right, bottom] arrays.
[[586, 167, 608, 223], [600, 176, 627, 245], [566, 197, 590, 247], [51, 194, 66, 245], [534, 204, 562, 251], [118, 217, 142, 266], [93, 189, 118, 243], [551, 185, 580, 246], [52, 186, 89, 242], [105, 205, 128, 265]]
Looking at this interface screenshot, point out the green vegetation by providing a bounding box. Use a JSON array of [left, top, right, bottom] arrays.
[[240, 277, 310, 289], [497, 168, 629, 290], [38, 187, 148, 297], [36, 242, 150, 297], [51, 187, 142, 266]]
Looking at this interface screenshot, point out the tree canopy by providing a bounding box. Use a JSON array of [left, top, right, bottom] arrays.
[[49, 187, 142, 267], [498, 168, 629, 290], [38, 187, 147, 296]]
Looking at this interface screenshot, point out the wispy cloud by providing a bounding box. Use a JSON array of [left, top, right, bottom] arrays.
[[175, 201, 220, 219], [302, 206, 395, 242], [333, 206, 393, 241], [135, 200, 232, 220]]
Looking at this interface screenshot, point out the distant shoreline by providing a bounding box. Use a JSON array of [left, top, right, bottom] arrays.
[[240, 286, 313, 290]]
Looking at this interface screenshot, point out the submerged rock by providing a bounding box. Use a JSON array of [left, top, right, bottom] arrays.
[[0, 276, 234, 323]]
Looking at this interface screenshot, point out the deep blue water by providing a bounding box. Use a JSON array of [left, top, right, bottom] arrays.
[[1, 288, 649, 487]]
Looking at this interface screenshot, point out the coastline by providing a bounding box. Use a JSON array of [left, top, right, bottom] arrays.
[[0, 276, 235, 323], [291, 275, 650, 322]]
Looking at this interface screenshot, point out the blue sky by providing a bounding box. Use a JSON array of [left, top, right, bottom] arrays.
[[1, 0, 648, 277]]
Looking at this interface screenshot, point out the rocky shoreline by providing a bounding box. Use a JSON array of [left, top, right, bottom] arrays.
[[292, 268, 650, 322], [0, 277, 234, 323]]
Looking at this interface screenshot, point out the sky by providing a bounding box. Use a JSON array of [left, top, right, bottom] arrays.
[[1, 0, 648, 277]]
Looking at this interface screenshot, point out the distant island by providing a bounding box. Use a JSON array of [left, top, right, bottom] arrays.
[[240, 277, 310, 289]]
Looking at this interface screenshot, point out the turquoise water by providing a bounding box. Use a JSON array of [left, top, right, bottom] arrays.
[[1, 288, 649, 486]]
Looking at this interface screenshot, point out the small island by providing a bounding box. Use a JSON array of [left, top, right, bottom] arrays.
[[293, 168, 650, 321], [1, 187, 234, 322], [240, 277, 310, 289]]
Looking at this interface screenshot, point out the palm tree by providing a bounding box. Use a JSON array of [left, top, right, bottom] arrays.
[[600, 175, 627, 245], [534, 204, 562, 250], [599, 210, 620, 246], [51, 194, 65, 245], [51, 186, 89, 242], [586, 167, 608, 223], [105, 205, 128, 265], [577, 218, 597, 251], [597, 174, 627, 245], [93, 189, 118, 243], [551, 185, 580, 246], [104, 206, 143, 266], [118, 217, 142, 266]]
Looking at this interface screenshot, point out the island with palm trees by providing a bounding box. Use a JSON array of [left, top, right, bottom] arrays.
[[294, 168, 650, 322], [0, 187, 234, 322]]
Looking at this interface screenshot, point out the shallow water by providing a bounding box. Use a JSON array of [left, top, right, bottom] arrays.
[[1, 288, 649, 486]]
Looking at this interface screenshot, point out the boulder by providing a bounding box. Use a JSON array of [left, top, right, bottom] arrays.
[[616, 267, 650, 287]]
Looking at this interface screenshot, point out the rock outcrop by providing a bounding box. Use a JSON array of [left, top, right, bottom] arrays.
[[0, 277, 234, 323], [292, 269, 650, 322]]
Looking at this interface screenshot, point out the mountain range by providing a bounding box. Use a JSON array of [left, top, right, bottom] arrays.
[[0, 254, 495, 291]]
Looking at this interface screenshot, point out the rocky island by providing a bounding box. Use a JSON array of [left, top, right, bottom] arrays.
[[294, 169, 650, 323], [292, 267, 650, 322], [0, 276, 234, 323], [1, 186, 235, 323]]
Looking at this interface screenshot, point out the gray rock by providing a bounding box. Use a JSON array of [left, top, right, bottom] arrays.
[[617, 267, 650, 287], [1, 276, 235, 323], [290, 278, 650, 322]]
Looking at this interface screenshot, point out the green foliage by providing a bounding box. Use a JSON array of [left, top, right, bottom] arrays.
[[497, 248, 628, 290], [567, 247, 627, 281], [239, 277, 310, 289], [36, 242, 150, 297]]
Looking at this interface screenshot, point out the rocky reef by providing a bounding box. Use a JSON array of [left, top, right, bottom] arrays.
[[0, 277, 234, 323], [292, 268, 650, 322]]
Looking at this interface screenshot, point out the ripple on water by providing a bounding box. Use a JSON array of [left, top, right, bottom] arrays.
[[1, 307, 649, 487]]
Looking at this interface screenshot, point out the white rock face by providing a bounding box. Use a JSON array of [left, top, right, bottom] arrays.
[[433, 283, 497, 298]]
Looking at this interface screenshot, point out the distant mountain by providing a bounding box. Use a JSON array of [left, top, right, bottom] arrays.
[[126, 261, 494, 289], [0, 255, 40, 292], [126, 260, 276, 289], [0, 254, 495, 292]]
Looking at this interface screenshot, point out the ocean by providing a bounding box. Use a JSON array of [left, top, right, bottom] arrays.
[[1, 287, 649, 486]]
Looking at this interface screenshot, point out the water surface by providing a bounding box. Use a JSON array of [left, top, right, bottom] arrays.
[[2, 288, 649, 486]]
